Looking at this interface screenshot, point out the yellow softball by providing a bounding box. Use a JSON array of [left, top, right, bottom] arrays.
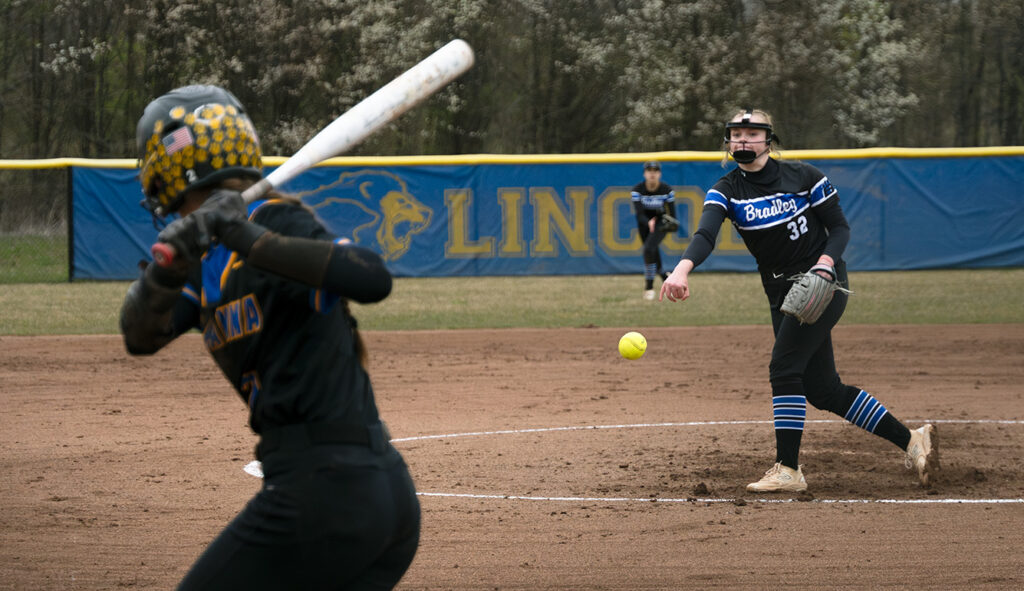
[[618, 331, 647, 360]]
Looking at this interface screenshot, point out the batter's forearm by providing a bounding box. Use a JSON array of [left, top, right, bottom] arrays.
[[246, 232, 392, 303], [120, 266, 185, 355]]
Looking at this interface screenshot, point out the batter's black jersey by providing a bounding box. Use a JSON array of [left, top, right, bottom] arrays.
[[166, 199, 379, 434], [687, 158, 850, 277]]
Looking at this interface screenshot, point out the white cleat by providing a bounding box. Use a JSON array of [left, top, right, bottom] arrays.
[[905, 424, 939, 487], [746, 462, 808, 492], [643, 289, 656, 301]]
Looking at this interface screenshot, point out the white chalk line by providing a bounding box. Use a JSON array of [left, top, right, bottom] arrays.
[[390, 418, 1024, 443], [244, 418, 1024, 504], [417, 492, 1024, 505]]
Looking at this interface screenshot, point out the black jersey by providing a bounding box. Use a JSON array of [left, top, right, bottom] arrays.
[[169, 199, 378, 434], [690, 158, 850, 276], [631, 181, 676, 217]]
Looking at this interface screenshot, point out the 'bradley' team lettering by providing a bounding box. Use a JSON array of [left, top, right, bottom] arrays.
[[705, 174, 836, 235], [742, 197, 802, 224]]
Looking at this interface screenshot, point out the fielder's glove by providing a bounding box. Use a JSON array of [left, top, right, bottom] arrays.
[[657, 213, 680, 233], [780, 264, 852, 324]]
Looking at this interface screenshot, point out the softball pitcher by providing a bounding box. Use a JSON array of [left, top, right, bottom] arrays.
[[121, 85, 420, 589], [660, 108, 939, 493]]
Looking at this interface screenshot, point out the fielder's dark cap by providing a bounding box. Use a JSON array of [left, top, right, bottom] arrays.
[[643, 160, 661, 170]]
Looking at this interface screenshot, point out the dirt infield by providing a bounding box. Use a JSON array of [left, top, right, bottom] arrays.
[[2, 324, 1022, 590]]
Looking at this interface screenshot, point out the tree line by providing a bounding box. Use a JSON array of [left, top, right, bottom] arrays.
[[1, 0, 1022, 162]]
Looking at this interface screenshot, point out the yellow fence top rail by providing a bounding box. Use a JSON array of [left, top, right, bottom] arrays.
[[2, 146, 1023, 170]]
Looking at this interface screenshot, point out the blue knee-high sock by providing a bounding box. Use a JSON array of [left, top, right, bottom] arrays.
[[844, 390, 888, 433], [644, 263, 657, 289], [773, 395, 806, 470], [844, 389, 911, 449]]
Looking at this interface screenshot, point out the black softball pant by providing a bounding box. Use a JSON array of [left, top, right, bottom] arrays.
[[765, 262, 859, 415], [765, 262, 911, 467], [177, 445, 420, 591], [638, 223, 667, 269]]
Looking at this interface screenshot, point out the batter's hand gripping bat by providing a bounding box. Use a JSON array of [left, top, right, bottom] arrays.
[[151, 38, 475, 267]]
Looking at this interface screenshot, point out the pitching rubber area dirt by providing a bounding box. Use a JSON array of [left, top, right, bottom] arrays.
[[2, 324, 1022, 590]]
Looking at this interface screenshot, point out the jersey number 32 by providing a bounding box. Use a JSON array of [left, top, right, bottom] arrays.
[[787, 215, 808, 240]]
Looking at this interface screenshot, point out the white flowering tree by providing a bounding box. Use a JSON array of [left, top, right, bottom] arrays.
[[1, 0, 1022, 159]]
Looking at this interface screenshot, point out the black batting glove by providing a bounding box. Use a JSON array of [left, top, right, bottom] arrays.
[[157, 213, 211, 269], [193, 189, 268, 257]]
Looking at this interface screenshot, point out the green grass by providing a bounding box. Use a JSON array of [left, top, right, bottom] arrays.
[[0, 282, 127, 335], [0, 234, 67, 283], [1, 269, 1022, 335]]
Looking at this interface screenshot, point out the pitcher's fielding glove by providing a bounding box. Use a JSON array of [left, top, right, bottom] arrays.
[[780, 264, 851, 324], [657, 213, 680, 232]]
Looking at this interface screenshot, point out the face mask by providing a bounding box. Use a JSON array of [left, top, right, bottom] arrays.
[[730, 141, 770, 164], [731, 149, 758, 164]]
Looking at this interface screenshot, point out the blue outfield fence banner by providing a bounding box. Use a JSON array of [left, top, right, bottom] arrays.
[[69, 149, 1024, 280]]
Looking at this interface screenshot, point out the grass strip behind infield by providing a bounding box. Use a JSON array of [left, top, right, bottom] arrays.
[[1, 269, 1021, 336], [0, 235, 67, 284]]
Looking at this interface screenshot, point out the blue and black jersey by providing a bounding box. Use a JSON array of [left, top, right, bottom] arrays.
[[631, 181, 676, 219], [683, 158, 850, 279], [631, 181, 677, 236]]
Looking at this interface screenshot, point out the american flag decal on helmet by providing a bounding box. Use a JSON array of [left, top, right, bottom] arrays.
[[162, 126, 193, 155]]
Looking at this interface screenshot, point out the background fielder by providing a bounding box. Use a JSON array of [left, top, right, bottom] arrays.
[[631, 160, 677, 300]]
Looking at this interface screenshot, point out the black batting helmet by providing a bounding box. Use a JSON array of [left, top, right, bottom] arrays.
[[136, 85, 263, 217]]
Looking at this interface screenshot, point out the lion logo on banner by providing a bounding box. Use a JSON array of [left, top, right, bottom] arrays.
[[296, 170, 433, 261]]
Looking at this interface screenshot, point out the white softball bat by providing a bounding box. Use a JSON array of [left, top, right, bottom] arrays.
[[241, 38, 475, 202], [152, 39, 474, 266]]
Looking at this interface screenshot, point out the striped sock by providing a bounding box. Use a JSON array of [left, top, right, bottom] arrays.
[[644, 263, 657, 281], [774, 395, 807, 431], [844, 390, 888, 433], [773, 395, 806, 469]]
